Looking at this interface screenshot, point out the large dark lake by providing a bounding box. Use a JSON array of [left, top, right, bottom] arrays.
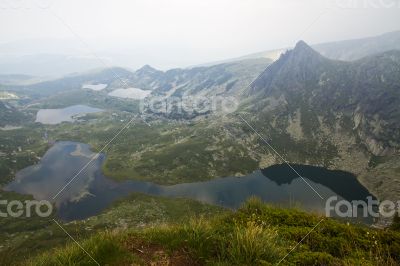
[[5, 141, 375, 223]]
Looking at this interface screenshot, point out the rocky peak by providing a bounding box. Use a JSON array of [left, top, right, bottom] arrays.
[[293, 40, 313, 52], [283, 40, 325, 65], [135, 64, 160, 75], [248, 41, 328, 95]]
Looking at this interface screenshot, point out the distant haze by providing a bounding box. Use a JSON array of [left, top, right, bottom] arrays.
[[0, 0, 399, 76]]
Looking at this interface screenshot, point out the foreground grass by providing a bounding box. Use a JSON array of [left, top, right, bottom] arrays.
[[27, 197, 400, 265], [0, 193, 223, 265]]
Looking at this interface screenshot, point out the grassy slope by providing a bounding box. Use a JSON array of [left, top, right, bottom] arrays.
[[27, 197, 400, 266], [0, 123, 48, 185], [0, 193, 223, 265], [0, 111, 259, 185], [2, 88, 396, 197], [0, 101, 29, 127]]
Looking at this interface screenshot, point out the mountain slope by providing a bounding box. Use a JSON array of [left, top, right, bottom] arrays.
[[0, 101, 28, 127], [248, 41, 400, 156], [126, 58, 271, 97], [238, 41, 400, 201]]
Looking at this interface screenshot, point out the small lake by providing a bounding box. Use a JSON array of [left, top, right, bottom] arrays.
[[82, 83, 108, 91], [5, 141, 376, 223], [108, 88, 151, 99], [35, 105, 103, 125]]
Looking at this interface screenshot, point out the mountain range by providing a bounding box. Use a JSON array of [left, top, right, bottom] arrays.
[[1, 30, 400, 77], [196, 30, 400, 66], [1, 32, 400, 202]]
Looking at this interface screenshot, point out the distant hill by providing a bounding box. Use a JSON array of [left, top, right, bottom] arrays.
[[0, 74, 50, 86], [2, 31, 399, 77], [5, 67, 133, 97], [131, 58, 272, 97], [313, 30, 400, 61], [0, 53, 108, 77], [197, 30, 400, 66]]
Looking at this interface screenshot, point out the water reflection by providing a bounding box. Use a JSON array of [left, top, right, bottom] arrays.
[[6, 141, 376, 223], [261, 164, 372, 202]]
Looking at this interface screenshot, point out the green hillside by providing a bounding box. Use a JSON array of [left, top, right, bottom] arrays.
[[25, 197, 400, 266]]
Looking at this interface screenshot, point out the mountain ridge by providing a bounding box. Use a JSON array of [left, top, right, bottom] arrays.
[[247, 41, 400, 155], [196, 30, 400, 67]]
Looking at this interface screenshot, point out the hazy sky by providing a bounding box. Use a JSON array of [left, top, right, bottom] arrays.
[[1, 0, 399, 70]]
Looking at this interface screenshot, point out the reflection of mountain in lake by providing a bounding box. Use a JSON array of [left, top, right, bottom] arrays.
[[261, 164, 373, 202]]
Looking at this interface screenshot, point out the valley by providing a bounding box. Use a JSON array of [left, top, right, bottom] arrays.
[[5, 40, 397, 201], [0, 31, 400, 265]]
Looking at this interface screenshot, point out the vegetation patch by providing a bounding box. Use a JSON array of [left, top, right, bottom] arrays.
[[26, 197, 400, 266]]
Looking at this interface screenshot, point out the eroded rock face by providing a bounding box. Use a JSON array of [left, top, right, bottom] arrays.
[[363, 137, 395, 156], [365, 137, 385, 155], [353, 110, 397, 156], [286, 110, 304, 141]]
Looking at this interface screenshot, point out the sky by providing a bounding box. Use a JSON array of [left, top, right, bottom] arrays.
[[0, 0, 399, 71]]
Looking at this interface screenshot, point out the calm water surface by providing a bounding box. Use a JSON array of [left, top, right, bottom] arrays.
[[108, 88, 151, 99], [35, 105, 103, 124], [5, 141, 375, 222], [82, 84, 108, 91]]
